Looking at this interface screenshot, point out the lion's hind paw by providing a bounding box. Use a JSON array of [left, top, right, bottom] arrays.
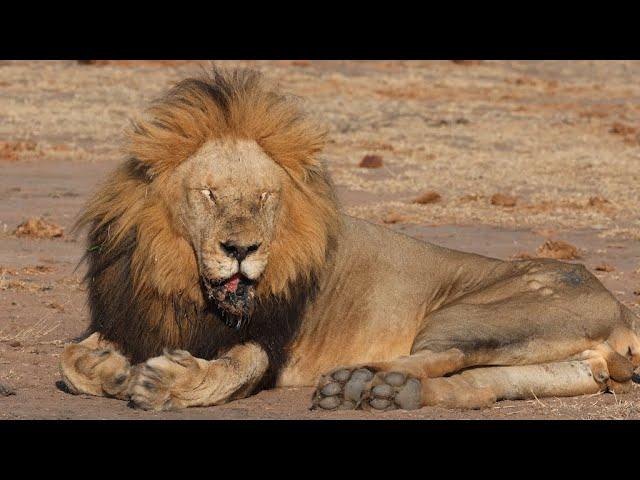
[[311, 367, 423, 412]]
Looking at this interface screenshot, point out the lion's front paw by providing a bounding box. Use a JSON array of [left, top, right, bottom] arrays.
[[60, 345, 132, 399], [128, 349, 209, 411]]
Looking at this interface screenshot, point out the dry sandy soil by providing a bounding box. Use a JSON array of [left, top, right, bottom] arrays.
[[1, 60, 640, 420]]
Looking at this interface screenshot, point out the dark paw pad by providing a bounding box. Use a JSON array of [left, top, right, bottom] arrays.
[[363, 372, 423, 411], [312, 367, 375, 410]]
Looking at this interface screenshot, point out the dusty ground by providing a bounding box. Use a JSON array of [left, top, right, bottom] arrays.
[[1, 60, 640, 419]]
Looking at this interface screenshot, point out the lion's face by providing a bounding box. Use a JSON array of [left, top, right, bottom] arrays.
[[168, 139, 285, 319]]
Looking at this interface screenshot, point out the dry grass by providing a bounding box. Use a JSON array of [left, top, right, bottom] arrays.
[[0, 317, 61, 343], [2, 61, 640, 238]]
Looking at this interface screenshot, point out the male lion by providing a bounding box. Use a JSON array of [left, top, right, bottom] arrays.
[[60, 67, 640, 412]]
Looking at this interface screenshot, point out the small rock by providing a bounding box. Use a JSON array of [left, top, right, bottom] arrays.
[[359, 154, 383, 169], [609, 122, 636, 136], [8, 340, 21, 348], [0, 383, 15, 397], [490, 193, 517, 207], [413, 191, 441, 205], [594, 263, 615, 272], [588, 196, 610, 208], [382, 212, 408, 224], [47, 302, 65, 312]]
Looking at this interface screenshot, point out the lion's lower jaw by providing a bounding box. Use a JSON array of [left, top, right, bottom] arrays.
[[216, 299, 254, 330], [202, 282, 256, 329]]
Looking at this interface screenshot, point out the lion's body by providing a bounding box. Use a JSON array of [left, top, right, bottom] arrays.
[[279, 214, 483, 385], [279, 215, 638, 387], [60, 67, 640, 412]]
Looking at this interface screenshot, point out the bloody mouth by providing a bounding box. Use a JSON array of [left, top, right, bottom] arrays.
[[202, 273, 256, 328], [223, 273, 242, 293]]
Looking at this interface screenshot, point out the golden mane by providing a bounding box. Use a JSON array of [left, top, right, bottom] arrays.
[[75, 67, 341, 364]]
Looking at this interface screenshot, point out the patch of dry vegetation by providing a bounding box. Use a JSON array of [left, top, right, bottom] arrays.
[[13, 218, 64, 239]]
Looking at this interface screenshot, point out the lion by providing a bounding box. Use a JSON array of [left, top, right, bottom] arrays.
[[60, 67, 640, 412]]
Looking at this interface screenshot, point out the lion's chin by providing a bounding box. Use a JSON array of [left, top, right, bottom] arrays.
[[202, 274, 256, 329]]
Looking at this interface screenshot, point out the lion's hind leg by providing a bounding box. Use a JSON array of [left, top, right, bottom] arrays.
[[310, 341, 637, 411], [59, 332, 132, 400], [447, 344, 638, 405], [311, 355, 620, 411]]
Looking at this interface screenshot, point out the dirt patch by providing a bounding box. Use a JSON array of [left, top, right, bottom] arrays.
[[13, 218, 64, 239], [609, 122, 639, 145], [451, 60, 484, 66], [0, 141, 38, 161], [382, 212, 409, 224], [490, 193, 518, 207], [536, 239, 581, 260]]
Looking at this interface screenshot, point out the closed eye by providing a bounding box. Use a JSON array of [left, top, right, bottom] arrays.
[[201, 189, 216, 202]]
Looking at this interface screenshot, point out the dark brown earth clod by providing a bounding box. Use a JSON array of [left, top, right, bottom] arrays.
[[594, 263, 615, 272], [359, 154, 383, 169], [0, 383, 16, 397], [490, 193, 517, 207], [413, 191, 442, 205], [382, 212, 408, 224]]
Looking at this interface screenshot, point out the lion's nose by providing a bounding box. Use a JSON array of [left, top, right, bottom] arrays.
[[220, 242, 261, 262]]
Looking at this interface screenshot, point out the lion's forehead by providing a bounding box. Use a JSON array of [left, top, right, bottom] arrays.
[[180, 138, 284, 190]]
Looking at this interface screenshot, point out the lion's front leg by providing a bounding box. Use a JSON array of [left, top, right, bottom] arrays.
[[128, 342, 268, 411], [59, 332, 133, 400]]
